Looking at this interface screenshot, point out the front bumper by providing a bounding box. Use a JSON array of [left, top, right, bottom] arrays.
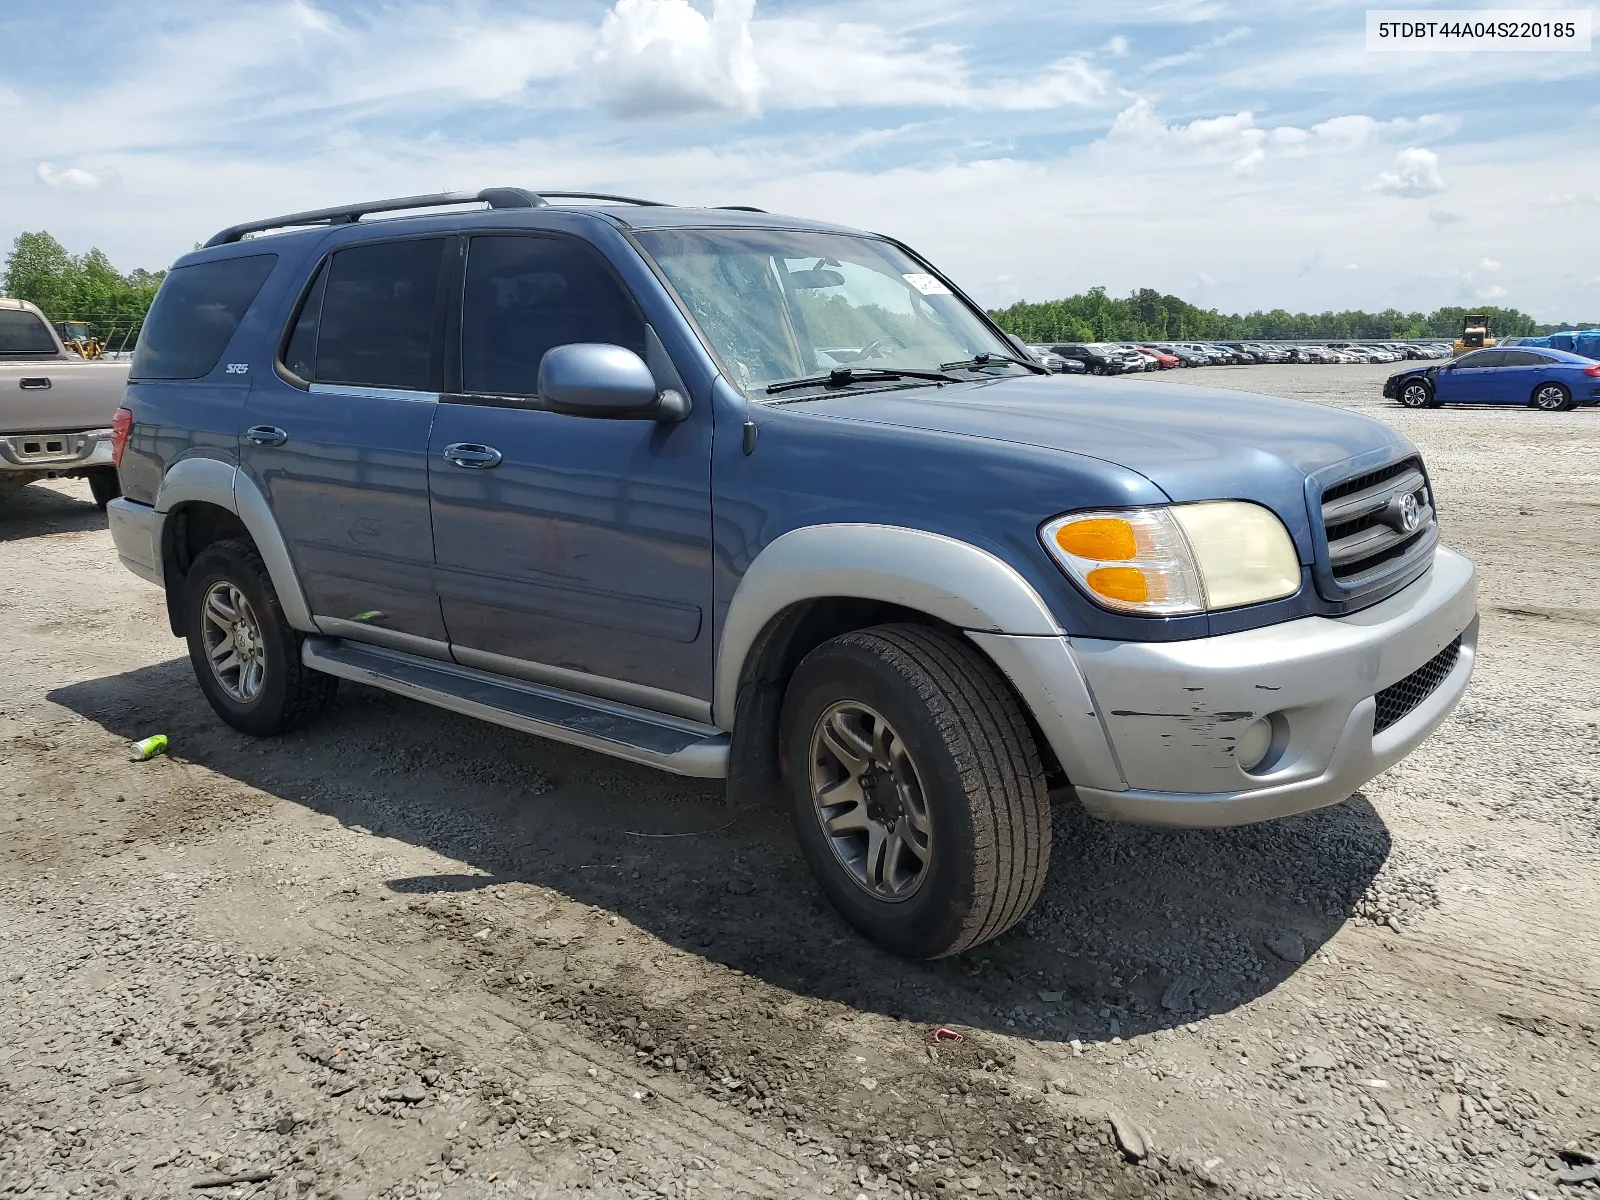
[[107, 497, 165, 587], [972, 544, 1478, 828], [0, 429, 114, 473]]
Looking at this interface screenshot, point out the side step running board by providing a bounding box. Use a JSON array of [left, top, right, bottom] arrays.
[[301, 637, 729, 779]]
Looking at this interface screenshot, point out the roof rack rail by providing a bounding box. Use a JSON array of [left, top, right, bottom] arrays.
[[538, 191, 670, 206], [203, 187, 547, 248]]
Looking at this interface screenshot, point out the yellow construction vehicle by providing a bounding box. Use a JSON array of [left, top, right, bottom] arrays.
[[56, 320, 107, 359], [1452, 313, 1495, 356]]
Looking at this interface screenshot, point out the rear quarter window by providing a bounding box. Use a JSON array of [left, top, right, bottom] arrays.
[[130, 254, 277, 380], [0, 309, 58, 355]]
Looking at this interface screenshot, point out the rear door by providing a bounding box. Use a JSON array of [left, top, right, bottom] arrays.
[[1435, 349, 1503, 404], [240, 235, 452, 651], [427, 232, 715, 709], [1494, 350, 1548, 404]]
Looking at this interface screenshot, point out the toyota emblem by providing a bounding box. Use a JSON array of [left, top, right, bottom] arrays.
[[1398, 492, 1421, 532]]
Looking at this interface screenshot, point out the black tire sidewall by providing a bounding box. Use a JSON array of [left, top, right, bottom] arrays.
[[1400, 380, 1432, 408], [88, 468, 121, 508], [1533, 384, 1571, 411], [184, 543, 302, 736], [781, 642, 981, 959]]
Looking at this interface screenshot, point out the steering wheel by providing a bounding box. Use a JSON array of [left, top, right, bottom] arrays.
[[851, 333, 908, 363]]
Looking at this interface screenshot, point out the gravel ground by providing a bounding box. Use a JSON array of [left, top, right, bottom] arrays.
[[2, 362, 1597, 1200]]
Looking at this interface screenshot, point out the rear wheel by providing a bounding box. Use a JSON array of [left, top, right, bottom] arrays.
[[87, 467, 121, 508], [781, 624, 1050, 959], [1532, 383, 1573, 412], [184, 538, 336, 736], [1399, 379, 1434, 409]]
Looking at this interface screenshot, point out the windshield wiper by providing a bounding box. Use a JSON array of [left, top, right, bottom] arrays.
[[939, 351, 1048, 375], [765, 366, 959, 396]]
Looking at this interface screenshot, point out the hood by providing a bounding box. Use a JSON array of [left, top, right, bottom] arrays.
[[788, 373, 1414, 558]]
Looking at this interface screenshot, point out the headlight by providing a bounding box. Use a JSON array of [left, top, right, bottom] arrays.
[[1040, 502, 1301, 616]]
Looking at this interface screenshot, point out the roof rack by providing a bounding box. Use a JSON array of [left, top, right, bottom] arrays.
[[202, 187, 675, 247]]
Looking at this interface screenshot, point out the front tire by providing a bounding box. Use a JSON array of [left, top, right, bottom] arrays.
[[184, 538, 336, 736], [780, 624, 1050, 959], [1532, 382, 1573, 412], [1398, 379, 1434, 409]]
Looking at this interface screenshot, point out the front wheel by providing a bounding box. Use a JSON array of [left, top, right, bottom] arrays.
[[184, 538, 336, 736], [1532, 383, 1573, 412], [1398, 379, 1434, 409], [780, 624, 1050, 959]]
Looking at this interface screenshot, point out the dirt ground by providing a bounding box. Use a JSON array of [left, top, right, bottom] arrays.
[[2, 362, 1597, 1200]]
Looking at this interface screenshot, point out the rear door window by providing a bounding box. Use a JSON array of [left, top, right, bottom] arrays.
[[130, 254, 277, 379], [459, 235, 645, 398], [286, 238, 447, 391], [1500, 350, 1545, 367], [0, 309, 58, 355]]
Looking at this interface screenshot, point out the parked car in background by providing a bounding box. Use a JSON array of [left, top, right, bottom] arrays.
[[1384, 346, 1600, 411], [1117, 346, 1162, 371], [1049, 343, 1141, 374], [1132, 346, 1181, 369], [1, 297, 130, 507], [1024, 345, 1086, 374], [103, 185, 1480, 960], [1151, 343, 1209, 367]]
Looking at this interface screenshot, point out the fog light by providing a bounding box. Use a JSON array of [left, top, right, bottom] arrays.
[[1236, 717, 1275, 772]]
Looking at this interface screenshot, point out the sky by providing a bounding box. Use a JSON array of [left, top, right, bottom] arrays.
[[1, 0, 1597, 321]]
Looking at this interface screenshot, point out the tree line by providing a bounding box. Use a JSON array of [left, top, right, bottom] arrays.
[[2, 231, 165, 351], [987, 286, 1595, 345]]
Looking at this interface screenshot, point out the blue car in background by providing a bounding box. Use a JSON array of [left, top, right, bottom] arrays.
[[1384, 346, 1600, 412]]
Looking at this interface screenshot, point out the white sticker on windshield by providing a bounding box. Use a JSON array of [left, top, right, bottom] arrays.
[[902, 272, 952, 296]]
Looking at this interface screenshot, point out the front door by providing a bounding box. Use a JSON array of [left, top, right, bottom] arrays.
[[241, 235, 452, 649], [427, 233, 715, 708], [1434, 349, 1503, 404]]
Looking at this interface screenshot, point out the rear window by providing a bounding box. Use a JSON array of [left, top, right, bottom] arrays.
[[131, 254, 277, 380], [282, 238, 446, 391], [0, 309, 58, 355]]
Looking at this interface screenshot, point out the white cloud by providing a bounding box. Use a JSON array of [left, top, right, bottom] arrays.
[[36, 163, 102, 191], [754, 19, 1110, 112], [1106, 36, 1129, 57], [1429, 209, 1462, 228], [1345, 262, 1359, 270], [1143, 25, 1249, 73], [1370, 148, 1447, 198], [594, 0, 763, 118], [1477, 258, 1501, 272], [1475, 284, 1509, 301]]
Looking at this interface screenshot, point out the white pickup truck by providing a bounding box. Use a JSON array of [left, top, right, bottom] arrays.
[[1, 298, 131, 507]]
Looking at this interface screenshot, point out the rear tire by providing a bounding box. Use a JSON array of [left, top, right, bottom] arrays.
[[780, 623, 1050, 959], [184, 538, 336, 736], [1531, 383, 1573, 412], [87, 468, 121, 509]]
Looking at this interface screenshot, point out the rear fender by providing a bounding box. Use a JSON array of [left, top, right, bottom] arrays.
[[156, 457, 316, 632]]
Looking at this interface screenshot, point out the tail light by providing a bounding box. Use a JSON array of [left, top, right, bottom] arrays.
[[1584, 363, 1600, 377], [110, 406, 133, 468]]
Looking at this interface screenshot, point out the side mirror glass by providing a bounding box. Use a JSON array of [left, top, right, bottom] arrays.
[[538, 343, 688, 422]]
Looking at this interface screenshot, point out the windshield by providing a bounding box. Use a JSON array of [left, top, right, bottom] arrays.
[[634, 227, 1017, 392]]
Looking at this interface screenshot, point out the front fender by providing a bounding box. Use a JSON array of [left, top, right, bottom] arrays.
[[156, 456, 316, 633], [712, 523, 1062, 728]]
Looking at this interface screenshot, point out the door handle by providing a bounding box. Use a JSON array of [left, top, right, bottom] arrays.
[[19, 377, 51, 390], [443, 443, 503, 469], [245, 425, 289, 446]]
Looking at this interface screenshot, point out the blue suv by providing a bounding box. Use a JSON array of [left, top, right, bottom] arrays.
[[106, 188, 1478, 958]]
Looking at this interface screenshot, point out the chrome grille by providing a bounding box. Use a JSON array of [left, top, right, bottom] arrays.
[[1373, 637, 1461, 733], [1317, 456, 1436, 593]]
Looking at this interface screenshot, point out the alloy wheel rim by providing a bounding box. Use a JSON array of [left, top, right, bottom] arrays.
[[1403, 384, 1428, 407], [808, 701, 932, 902], [201, 581, 267, 703], [1536, 387, 1564, 410]]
